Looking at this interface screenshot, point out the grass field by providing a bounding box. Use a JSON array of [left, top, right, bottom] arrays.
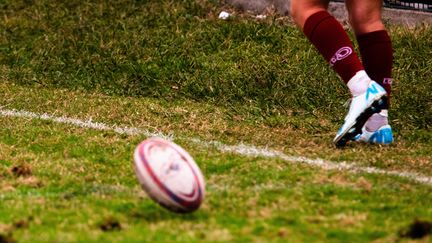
[[1, 0, 431, 242]]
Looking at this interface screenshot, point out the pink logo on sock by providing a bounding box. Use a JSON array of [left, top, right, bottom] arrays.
[[330, 47, 352, 66], [383, 78, 393, 85]]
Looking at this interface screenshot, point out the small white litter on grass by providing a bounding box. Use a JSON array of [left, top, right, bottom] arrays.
[[218, 11, 231, 20]]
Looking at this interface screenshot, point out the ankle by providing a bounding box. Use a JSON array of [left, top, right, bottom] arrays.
[[365, 110, 389, 132], [347, 70, 371, 96]]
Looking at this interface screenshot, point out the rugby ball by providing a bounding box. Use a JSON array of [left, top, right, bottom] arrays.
[[133, 137, 205, 213]]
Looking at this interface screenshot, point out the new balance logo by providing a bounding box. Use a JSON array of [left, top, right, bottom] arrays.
[[366, 83, 382, 100], [330, 47, 352, 66]]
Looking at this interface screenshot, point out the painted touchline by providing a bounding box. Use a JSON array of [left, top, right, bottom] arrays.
[[1, 108, 431, 186]]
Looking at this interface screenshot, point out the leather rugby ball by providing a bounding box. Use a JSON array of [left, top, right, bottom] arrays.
[[133, 137, 205, 213]]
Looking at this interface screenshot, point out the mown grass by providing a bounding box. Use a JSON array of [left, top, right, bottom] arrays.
[[1, 82, 432, 242], [1, 0, 432, 242], [1, 0, 431, 132]]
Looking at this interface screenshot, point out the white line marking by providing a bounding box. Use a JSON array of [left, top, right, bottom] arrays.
[[1, 108, 431, 186], [0, 108, 172, 139]]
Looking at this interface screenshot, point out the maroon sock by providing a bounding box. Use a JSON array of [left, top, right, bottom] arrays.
[[303, 11, 364, 83], [357, 30, 393, 107]]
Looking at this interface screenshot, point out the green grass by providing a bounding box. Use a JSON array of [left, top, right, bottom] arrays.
[[0, 0, 431, 242], [2, 0, 431, 130], [1, 83, 431, 242]]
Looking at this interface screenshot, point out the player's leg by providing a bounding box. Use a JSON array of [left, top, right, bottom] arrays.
[[290, 0, 330, 29], [291, 0, 363, 83], [347, 0, 394, 144], [346, 0, 385, 35], [347, 0, 392, 97], [290, 0, 387, 146]]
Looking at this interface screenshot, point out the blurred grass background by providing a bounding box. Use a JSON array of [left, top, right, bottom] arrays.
[[1, 0, 431, 138]]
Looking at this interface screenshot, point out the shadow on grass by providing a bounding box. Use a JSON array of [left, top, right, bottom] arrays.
[[127, 204, 208, 223]]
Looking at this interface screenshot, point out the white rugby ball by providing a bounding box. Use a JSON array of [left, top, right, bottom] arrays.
[[133, 137, 205, 213]]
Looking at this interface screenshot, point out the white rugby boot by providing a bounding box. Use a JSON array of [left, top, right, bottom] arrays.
[[334, 80, 387, 147], [353, 110, 394, 145], [354, 124, 394, 145]]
